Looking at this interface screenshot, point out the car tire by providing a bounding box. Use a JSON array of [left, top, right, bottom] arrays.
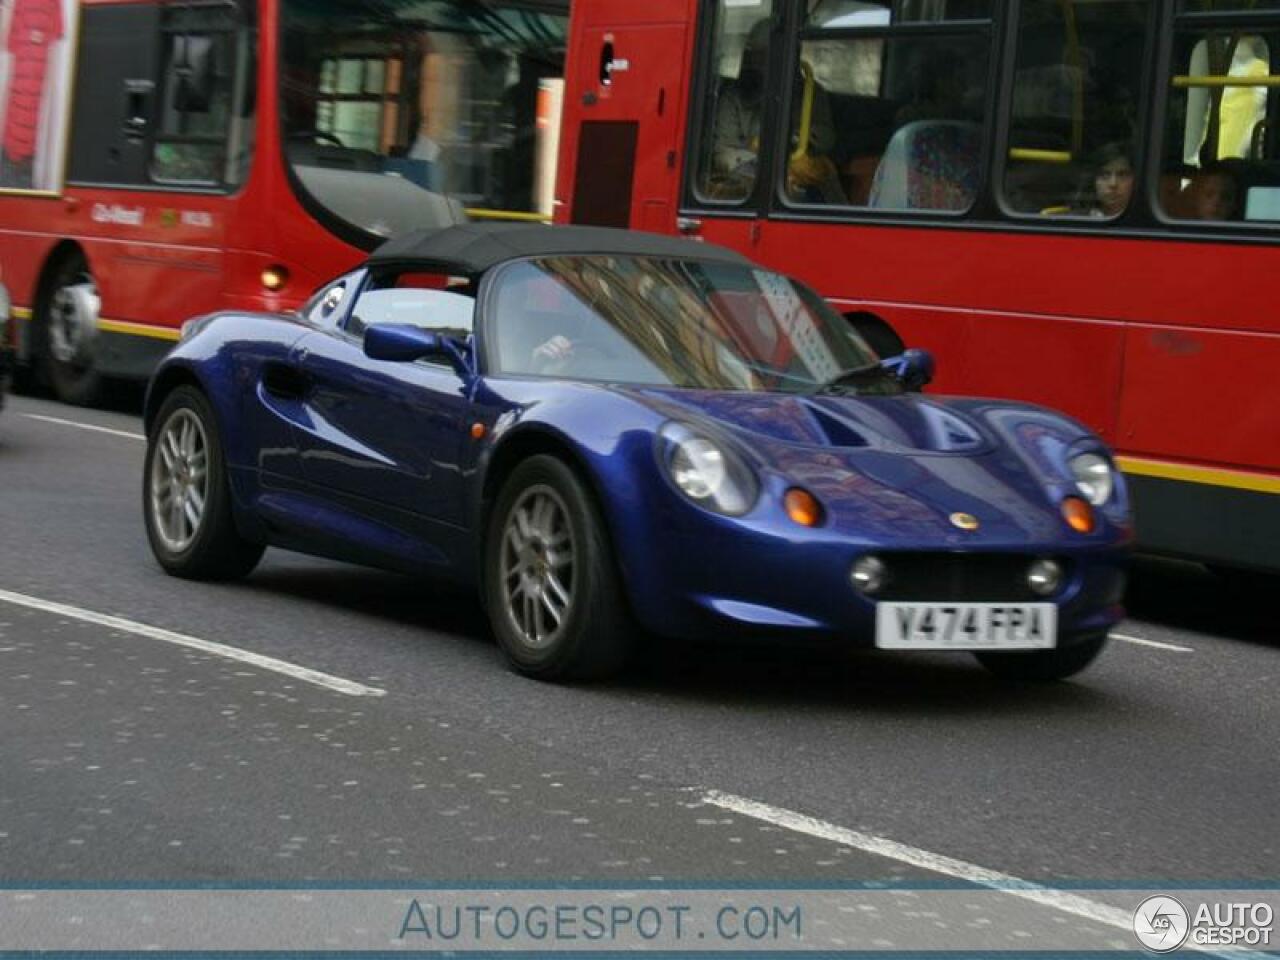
[[39, 252, 103, 406], [973, 632, 1109, 683], [484, 455, 634, 681], [143, 385, 264, 581]]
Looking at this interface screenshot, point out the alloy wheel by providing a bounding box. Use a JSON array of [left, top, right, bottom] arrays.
[[149, 408, 210, 553], [499, 484, 576, 650]]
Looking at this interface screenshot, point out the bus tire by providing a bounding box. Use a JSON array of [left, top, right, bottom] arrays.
[[973, 632, 1109, 683], [39, 251, 103, 406], [143, 385, 265, 581]]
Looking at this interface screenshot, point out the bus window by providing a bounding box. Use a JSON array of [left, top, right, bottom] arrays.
[[1001, 0, 1150, 220], [151, 2, 255, 188], [790, 1, 991, 211], [280, 0, 567, 242], [693, 0, 778, 204], [1159, 12, 1280, 224]]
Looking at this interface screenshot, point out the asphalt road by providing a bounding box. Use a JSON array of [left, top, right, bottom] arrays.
[[1, 393, 1276, 896]]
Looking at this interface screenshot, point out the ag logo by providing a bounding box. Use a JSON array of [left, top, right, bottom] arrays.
[[1133, 895, 1190, 952], [949, 512, 979, 531]]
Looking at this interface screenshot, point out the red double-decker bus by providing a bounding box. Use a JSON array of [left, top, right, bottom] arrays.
[[0, 0, 567, 404], [554, 0, 1280, 575]]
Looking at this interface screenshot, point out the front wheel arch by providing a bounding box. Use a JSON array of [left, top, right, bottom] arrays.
[[477, 429, 614, 572]]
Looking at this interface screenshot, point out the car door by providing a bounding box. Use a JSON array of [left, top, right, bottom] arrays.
[[249, 271, 360, 485], [289, 270, 476, 540]]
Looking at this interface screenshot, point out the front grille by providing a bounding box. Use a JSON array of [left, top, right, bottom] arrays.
[[874, 553, 1061, 602]]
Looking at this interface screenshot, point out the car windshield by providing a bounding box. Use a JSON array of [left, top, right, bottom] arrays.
[[486, 256, 894, 394]]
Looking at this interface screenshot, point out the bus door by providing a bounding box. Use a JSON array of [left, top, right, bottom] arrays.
[[560, 19, 689, 232]]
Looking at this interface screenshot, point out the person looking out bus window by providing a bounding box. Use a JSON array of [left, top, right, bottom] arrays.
[[1188, 162, 1239, 221], [1080, 143, 1135, 218]]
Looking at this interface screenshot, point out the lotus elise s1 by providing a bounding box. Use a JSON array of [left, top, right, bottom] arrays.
[[143, 224, 1130, 681]]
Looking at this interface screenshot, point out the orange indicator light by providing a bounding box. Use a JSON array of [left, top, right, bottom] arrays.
[[1061, 496, 1095, 534], [784, 488, 823, 527], [470, 422, 487, 440]]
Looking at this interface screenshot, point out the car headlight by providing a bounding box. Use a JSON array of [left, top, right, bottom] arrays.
[[658, 422, 758, 516], [1068, 452, 1114, 506]]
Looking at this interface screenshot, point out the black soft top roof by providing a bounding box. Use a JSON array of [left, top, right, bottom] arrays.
[[366, 223, 751, 275]]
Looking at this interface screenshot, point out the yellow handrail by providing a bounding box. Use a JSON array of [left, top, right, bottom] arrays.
[[1058, 0, 1085, 156], [1173, 74, 1280, 88], [1008, 148, 1072, 164], [791, 61, 816, 161]]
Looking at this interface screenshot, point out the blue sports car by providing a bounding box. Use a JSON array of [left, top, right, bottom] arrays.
[[143, 224, 1131, 682]]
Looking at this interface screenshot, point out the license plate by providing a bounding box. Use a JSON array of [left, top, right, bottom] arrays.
[[875, 602, 1057, 650]]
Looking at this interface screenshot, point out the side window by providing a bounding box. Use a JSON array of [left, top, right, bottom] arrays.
[[150, 1, 255, 188], [1158, 6, 1280, 224], [1001, 1, 1150, 220], [693, 0, 777, 203], [791, 0, 992, 211], [345, 271, 475, 362], [300, 272, 360, 327]]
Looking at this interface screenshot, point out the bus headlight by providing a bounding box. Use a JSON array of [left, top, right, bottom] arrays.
[[659, 422, 757, 516], [1069, 452, 1114, 506]]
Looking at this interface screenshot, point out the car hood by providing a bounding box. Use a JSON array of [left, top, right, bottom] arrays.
[[619, 386, 1001, 453], [610, 386, 1099, 545]]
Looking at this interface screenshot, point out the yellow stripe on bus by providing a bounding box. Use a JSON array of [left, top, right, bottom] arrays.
[[465, 208, 552, 223], [96, 319, 181, 342], [13, 307, 178, 341], [1116, 456, 1280, 496]]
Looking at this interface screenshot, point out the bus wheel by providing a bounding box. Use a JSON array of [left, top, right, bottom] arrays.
[[40, 253, 103, 406]]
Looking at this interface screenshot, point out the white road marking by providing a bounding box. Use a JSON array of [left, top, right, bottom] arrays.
[[705, 791, 1261, 958], [1112, 632, 1194, 653], [0, 588, 385, 698], [705, 790, 1134, 937], [21, 413, 145, 441]]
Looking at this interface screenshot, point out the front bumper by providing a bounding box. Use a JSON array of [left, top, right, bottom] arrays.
[[612, 482, 1130, 647]]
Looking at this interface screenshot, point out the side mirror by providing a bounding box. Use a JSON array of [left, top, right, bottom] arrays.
[[362, 323, 473, 379], [880, 347, 935, 391], [363, 323, 446, 362]]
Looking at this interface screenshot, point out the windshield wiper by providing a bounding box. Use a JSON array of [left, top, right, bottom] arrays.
[[809, 362, 893, 395]]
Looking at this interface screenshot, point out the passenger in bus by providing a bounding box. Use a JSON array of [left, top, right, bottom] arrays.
[[1079, 143, 1135, 218], [1187, 162, 1239, 221], [711, 19, 841, 201]]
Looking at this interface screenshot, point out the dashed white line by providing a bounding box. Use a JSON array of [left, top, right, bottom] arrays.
[[0, 588, 385, 698], [21, 413, 145, 441], [703, 789, 1134, 931], [702, 790, 1249, 958], [1112, 632, 1195, 653]]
